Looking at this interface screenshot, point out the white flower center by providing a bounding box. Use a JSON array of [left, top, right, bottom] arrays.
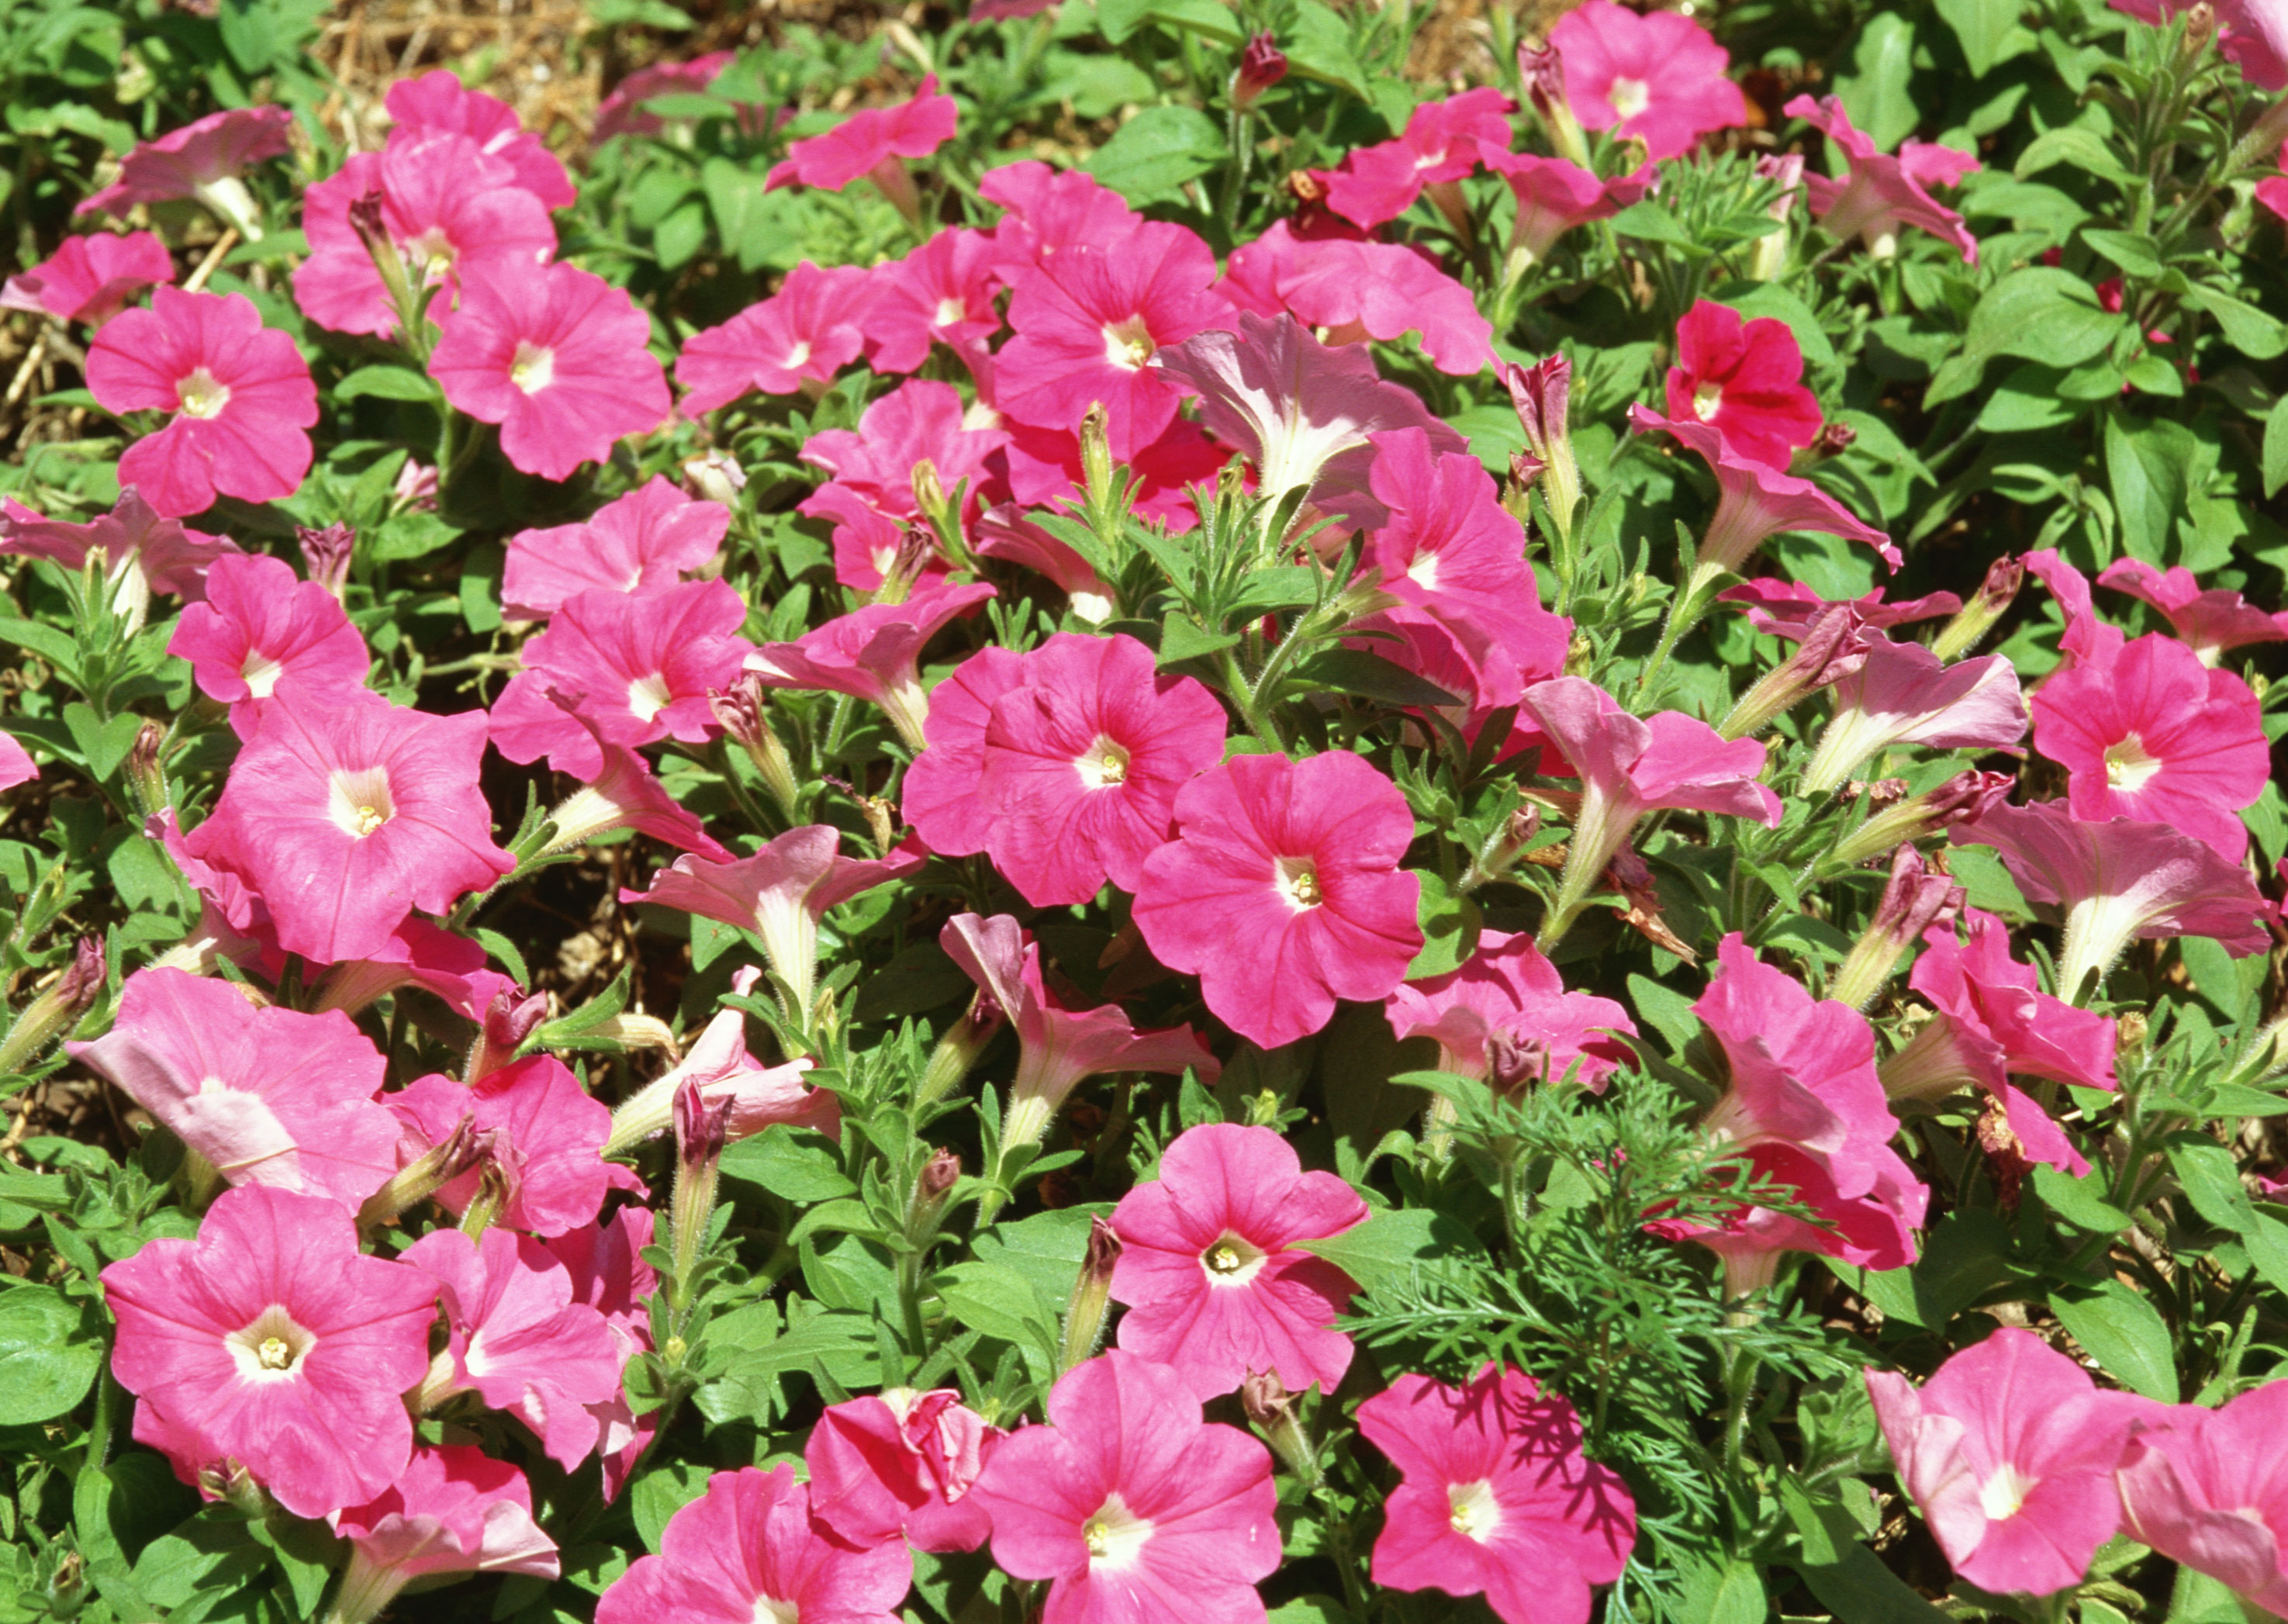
[[1868, 229, 1900, 260], [783, 340, 813, 370], [327, 765, 396, 838], [1081, 1491, 1154, 1570], [1406, 551, 1440, 589], [627, 672, 675, 724], [934, 295, 967, 328], [1076, 735, 1131, 789], [750, 1598, 799, 1624], [1102, 315, 1155, 371], [1979, 1463, 2038, 1522], [1275, 855, 1322, 910], [1693, 380, 1724, 421], [402, 227, 457, 282], [1070, 590, 1115, 626], [2103, 732, 2165, 793], [176, 366, 231, 420], [240, 649, 285, 698], [1200, 1232, 1267, 1287], [1448, 1478, 1502, 1541], [509, 340, 555, 395], [1608, 77, 1650, 119], [225, 1304, 316, 1382]]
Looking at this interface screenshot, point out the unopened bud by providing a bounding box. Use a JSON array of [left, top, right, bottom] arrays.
[[670, 1076, 732, 1293], [710, 674, 803, 821], [908, 1145, 961, 1236], [1829, 769, 2013, 868], [1500, 356, 1578, 546], [466, 986, 548, 1082], [392, 459, 439, 513], [1517, 42, 1589, 166], [1829, 845, 1965, 1011], [915, 988, 1006, 1106], [358, 1112, 482, 1230], [0, 936, 104, 1075], [1061, 1217, 1122, 1371], [1232, 32, 1288, 110], [2185, 2, 2217, 62], [871, 523, 940, 608], [125, 722, 170, 819], [1079, 403, 1116, 514], [1485, 1028, 1554, 1094], [1789, 420, 1858, 473], [1748, 153, 1805, 282], [1930, 555, 2024, 662], [1243, 1369, 1320, 1480], [1717, 603, 1870, 739], [347, 190, 418, 334], [296, 522, 355, 599], [683, 450, 747, 507]]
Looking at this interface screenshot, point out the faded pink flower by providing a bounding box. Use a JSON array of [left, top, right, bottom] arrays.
[[746, 578, 996, 751], [1319, 88, 1513, 229], [1664, 299, 1823, 470], [1550, 0, 1745, 159], [1786, 94, 1980, 264], [99, 1185, 438, 1519], [2097, 558, 2288, 661], [1626, 404, 1898, 575], [502, 475, 730, 620], [0, 489, 237, 605], [389, 1054, 641, 1237], [541, 707, 734, 862], [1220, 219, 1494, 376], [1133, 751, 1423, 1051], [973, 504, 1114, 619], [385, 70, 575, 209], [606, 968, 834, 1152], [590, 52, 740, 143], [330, 1446, 558, 1624], [1, 230, 172, 325], [1718, 577, 1961, 640], [87, 288, 317, 518], [1384, 929, 1636, 1092], [2118, 1380, 2288, 1615], [76, 106, 293, 223], [806, 1389, 1004, 1553], [1801, 637, 2025, 795], [676, 261, 881, 412], [168, 552, 368, 714], [766, 74, 957, 192]]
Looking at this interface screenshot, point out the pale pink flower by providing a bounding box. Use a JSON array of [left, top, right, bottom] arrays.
[[1476, 148, 1651, 268], [1319, 88, 1512, 229], [1, 230, 173, 325], [330, 1446, 558, 1624], [1626, 404, 1898, 575], [766, 74, 958, 192], [1384, 929, 1635, 1092], [2097, 558, 2288, 661], [87, 288, 317, 518], [1800, 637, 2025, 795], [676, 261, 880, 412], [973, 504, 1114, 618], [1664, 299, 1823, 470], [2118, 1380, 2288, 1615], [596, 1466, 913, 1624], [969, 1350, 1281, 1624], [0, 731, 33, 790], [389, 1054, 641, 1237], [746, 578, 996, 751], [0, 488, 237, 605], [76, 105, 293, 223], [1785, 94, 1980, 264], [99, 1185, 438, 1519], [806, 1389, 1004, 1553], [1133, 751, 1423, 1051], [1550, 0, 1745, 159], [385, 70, 575, 209], [1222, 223, 1494, 376], [606, 968, 833, 1151], [865, 226, 1016, 374], [168, 552, 368, 714], [1357, 1363, 1636, 1624], [502, 475, 730, 620], [430, 262, 671, 482]]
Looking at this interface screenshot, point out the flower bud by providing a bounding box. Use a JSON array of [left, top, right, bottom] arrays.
[[871, 523, 941, 609], [1718, 603, 1869, 739], [1243, 1369, 1320, 1480], [1060, 1217, 1122, 1371], [1232, 32, 1288, 110], [465, 986, 549, 1082], [2224, 1014, 2288, 1091], [670, 1076, 733, 1292], [710, 673, 804, 821], [2184, 2, 2217, 63], [682, 450, 748, 507], [125, 721, 171, 820], [296, 522, 354, 600], [1930, 555, 2024, 662], [908, 1145, 961, 1237], [1517, 43, 1590, 166], [916, 986, 1007, 1106], [357, 1111, 483, 1231], [347, 190, 416, 330], [1787, 420, 1858, 473], [1748, 153, 1804, 282], [1499, 356, 1579, 547], [1829, 845, 1965, 1011], [1079, 403, 1117, 513], [0, 936, 104, 1076], [392, 458, 439, 513], [1828, 769, 2015, 869]]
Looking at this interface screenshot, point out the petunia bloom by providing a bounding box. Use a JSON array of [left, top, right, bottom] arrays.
[[2117, 1380, 2288, 1616], [969, 1350, 1281, 1624], [605, 967, 835, 1152], [430, 262, 671, 482], [1477, 147, 1650, 273], [77, 106, 293, 232], [1134, 751, 1423, 1051], [1549, 0, 1746, 160], [982, 159, 1146, 265], [1719, 577, 1961, 641], [2096, 557, 2288, 662], [676, 261, 880, 412], [766, 74, 958, 216], [1627, 404, 1898, 575], [543, 1208, 659, 1501], [1664, 299, 1823, 470], [330, 1447, 558, 1624], [1, 230, 173, 325], [1868, 1329, 2157, 1598], [1109, 1122, 1368, 1400], [389, 1054, 641, 1237], [1799, 637, 2025, 795], [863, 226, 1016, 375], [799, 377, 1007, 537], [746, 579, 996, 751], [806, 1389, 1004, 1553], [1385, 929, 1636, 1093], [1319, 88, 1513, 230], [384, 70, 575, 209], [591, 50, 738, 142], [168, 552, 368, 715], [501, 475, 730, 620], [99, 1185, 438, 1519], [86, 288, 318, 518], [1785, 94, 1980, 264], [1219, 219, 1494, 376], [1356, 1363, 1636, 1624]]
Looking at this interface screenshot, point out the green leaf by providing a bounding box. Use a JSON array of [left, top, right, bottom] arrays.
[[1158, 611, 1241, 666], [2050, 1280, 2178, 1401], [1925, 268, 2126, 406], [1782, 1479, 1951, 1623], [1405, 869, 1479, 980], [721, 1126, 856, 1203], [62, 703, 143, 782], [1625, 973, 1700, 1057], [2105, 413, 2189, 565], [1228, 565, 1322, 617], [2261, 395, 2288, 499], [1710, 281, 1837, 366], [2015, 126, 2134, 187], [2081, 228, 2165, 277], [969, 1205, 1101, 1303], [1085, 105, 1227, 205], [1283, 0, 1369, 98], [1608, 200, 1698, 249], [1298, 1207, 1478, 1295], [630, 1461, 711, 1553], [2183, 285, 2288, 359], [936, 1259, 1063, 1346], [1678, 1557, 1770, 1624], [1934, 0, 2030, 77], [368, 510, 461, 564], [0, 1284, 102, 1424], [2031, 1163, 2131, 1233], [334, 365, 441, 403], [1836, 12, 1920, 151], [1287, 648, 1457, 709]]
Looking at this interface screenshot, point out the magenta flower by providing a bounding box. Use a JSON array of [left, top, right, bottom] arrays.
[[996, 223, 1229, 459], [543, 1209, 658, 1500], [76, 105, 292, 226], [1108, 1122, 1368, 1400], [747, 578, 996, 751], [99, 1186, 438, 1519], [2118, 1380, 2288, 1615], [982, 159, 1146, 265], [168, 553, 368, 714], [0, 489, 237, 610], [1719, 577, 1961, 640], [1800, 636, 2025, 794], [1650, 1139, 1926, 1289], [1477, 148, 1650, 269], [623, 826, 926, 1016], [607, 968, 834, 1150], [185, 687, 512, 964], [1, 230, 172, 325], [1319, 87, 1513, 229], [502, 475, 730, 620], [330, 1446, 558, 1624], [310, 915, 516, 1022], [70, 966, 399, 1208], [1549, 0, 1745, 159], [488, 579, 752, 776], [941, 912, 1219, 1149], [903, 646, 1025, 856], [597, 1466, 913, 1624], [800, 378, 1007, 530], [1664, 299, 1823, 470], [385, 70, 575, 209], [806, 1389, 1004, 1553], [1385, 929, 1636, 1092], [864, 226, 1016, 375], [1868, 1329, 2156, 1598], [1133, 751, 1422, 1051], [1785, 94, 1980, 264], [1954, 803, 2278, 997], [1626, 404, 1898, 575], [2031, 631, 2269, 863], [1356, 1363, 1636, 1624], [766, 74, 958, 192], [676, 262, 880, 412], [294, 133, 557, 340], [402, 1226, 624, 1469], [2097, 557, 2288, 660], [389, 1054, 640, 1236], [2025, 548, 2127, 671], [87, 288, 317, 518], [430, 262, 671, 482], [969, 1349, 1281, 1624], [1219, 219, 1494, 377]]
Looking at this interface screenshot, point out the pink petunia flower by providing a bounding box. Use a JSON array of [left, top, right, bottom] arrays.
[[596, 1465, 914, 1624], [294, 134, 557, 340], [389, 1054, 641, 1237], [1356, 1363, 1637, 1624], [76, 105, 293, 229], [543, 1208, 659, 1500], [502, 475, 729, 620], [969, 1349, 1281, 1623], [1799, 636, 2025, 795], [903, 646, 1025, 855], [766, 74, 958, 209], [1954, 803, 2278, 997], [2117, 1380, 2288, 1615], [309, 914, 517, 1022], [1108, 1122, 1367, 1400], [70, 966, 399, 1209], [1650, 1138, 1927, 1289], [430, 262, 671, 482], [1319, 88, 1513, 230], [995, 223, 1229, 460], [0, 731, 34, 791], [590, 51, 741, 143], [982, 160, 1146, 264], [676, 261, 881, 413], [0, 489, 237, 612], [168, 552, 368, 716], [1477, 148, 1652, 271], [87, 287, 317, 518], [1868, 1329, 2157, 1598], [2024, 548, 2127, 672], [1384, 929, 1636, 1092], [1549, 0, 1746, 160], [2096, 557, 2288, 662], [864, 226, 1016, 375], [1220, 219, 1493, 376], [385, 70, 576, 209], [940, 912, 1220, 1149], [541, 710, 735, 862], [747, 578, 996, 751], [973, 504, 1115, 619], [1664, 299, 1823, 470], [1133, 751, 1423, 1051], [184, 686, 513, 964], [1626, 404, 1898, 575], [1719, 577, 1961, 641], [402, 1225, 624, 1469], [330, 1446, 558, 1624], [1785, 95, 1980, 264], [800, 377, 1008, 535], [1, 230, 173, 325], [806, 1389, 1004, 1553], [2031, 631, 2269, 863], [99, 1185, 438, 1519], [605, 967, 834, 1151]]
